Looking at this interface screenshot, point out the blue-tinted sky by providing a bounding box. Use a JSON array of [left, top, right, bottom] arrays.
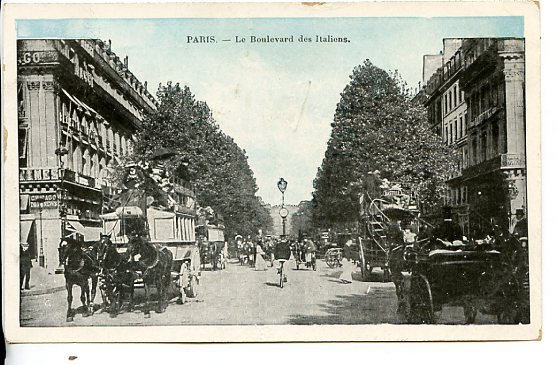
[[17, 17, 523, 205]]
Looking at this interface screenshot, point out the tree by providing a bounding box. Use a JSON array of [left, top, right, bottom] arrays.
[[116, 82, 272, 238], [312, 60, 458, 228]]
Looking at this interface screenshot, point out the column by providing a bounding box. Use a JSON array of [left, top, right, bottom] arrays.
[[27, 80, 41, 167], [503, 56, 526, 156]]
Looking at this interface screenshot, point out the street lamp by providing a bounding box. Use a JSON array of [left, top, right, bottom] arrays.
[[55, 145, 68, 273], [277, 178, 288, 237], [35, 197, 45, 267]]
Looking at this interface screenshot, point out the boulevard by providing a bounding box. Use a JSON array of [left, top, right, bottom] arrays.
[[20, 258, 498, 326]]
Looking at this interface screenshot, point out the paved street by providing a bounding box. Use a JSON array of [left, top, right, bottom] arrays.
[[20, 258, 498, 326]]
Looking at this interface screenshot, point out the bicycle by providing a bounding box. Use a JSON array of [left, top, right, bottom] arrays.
[[277, 259, 288, 288]]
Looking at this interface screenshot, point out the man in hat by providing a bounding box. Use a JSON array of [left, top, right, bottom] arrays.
[[361, 170, 383, 217], [20, 242, 32, 290], [433, 207, 463, 243]]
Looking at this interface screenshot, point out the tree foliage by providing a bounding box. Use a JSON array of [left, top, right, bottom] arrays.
[[312, 60, 458, 228], [121, 82, 272, 238]]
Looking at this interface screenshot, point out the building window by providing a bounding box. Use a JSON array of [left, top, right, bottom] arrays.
[[445, 126, 449, 144], [492, 123, 499, 156], [480, 131, 487, 162], [444, 94, 448, 115], [460, 90, 464, 104], [471, 137, 477, 165], [464, 112, 468, 135], [459, 116, 463, 139], [463, 147, 468, 169], [449, 124, 453, 144], [449, 91, 452, 111]]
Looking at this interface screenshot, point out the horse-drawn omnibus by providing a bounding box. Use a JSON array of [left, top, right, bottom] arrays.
[[358, 182, 423, 281], [100, 204, 201, 302]]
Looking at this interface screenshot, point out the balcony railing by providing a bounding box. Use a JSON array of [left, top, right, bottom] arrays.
[[462, 153, 526, 178], [470, 106, 501, 127]]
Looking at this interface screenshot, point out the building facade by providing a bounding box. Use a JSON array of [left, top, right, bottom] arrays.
[[422, 38, 526, 237], [18, 39, 157, 272]]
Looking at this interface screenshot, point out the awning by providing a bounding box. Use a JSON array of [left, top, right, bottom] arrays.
[[66, 220, 102, 242], [20, 216, 35, 244], [61, 88, 99, 117]]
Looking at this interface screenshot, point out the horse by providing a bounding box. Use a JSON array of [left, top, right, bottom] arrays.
[[95, 235, 137, 318], [58, 238, 100, 322], [127, 235, 174, 317]]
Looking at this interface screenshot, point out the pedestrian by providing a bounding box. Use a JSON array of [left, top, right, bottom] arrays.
[[339, 237, 357, 283], [255, 243, 267, 271], [20, 242, 32, 290], [511, 209, 528, 239]]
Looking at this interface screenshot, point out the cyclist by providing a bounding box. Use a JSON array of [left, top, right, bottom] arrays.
[[274, 238, 292, 285]]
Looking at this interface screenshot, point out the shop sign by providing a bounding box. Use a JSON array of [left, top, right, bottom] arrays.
[[30, 193, 58, 208], [17, 51, 59, 66]]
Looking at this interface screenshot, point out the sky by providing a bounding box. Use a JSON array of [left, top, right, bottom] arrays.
[[17, 17, 523, 205]]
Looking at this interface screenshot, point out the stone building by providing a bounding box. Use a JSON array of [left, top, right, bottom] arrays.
[[421, 38, 526, 237], [267, 204, 300, 237], [17, 39, 157, 272], [423, 39, 470, 234]]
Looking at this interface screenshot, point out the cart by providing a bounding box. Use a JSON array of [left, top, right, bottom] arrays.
[[293, 243, 316, 270], [401, 236, 530, 324]]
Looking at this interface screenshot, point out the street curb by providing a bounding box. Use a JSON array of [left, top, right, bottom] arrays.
[[21, 285, 66, 297]]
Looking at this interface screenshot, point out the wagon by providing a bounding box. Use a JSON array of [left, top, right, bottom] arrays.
[[401, 236, 530, 324]]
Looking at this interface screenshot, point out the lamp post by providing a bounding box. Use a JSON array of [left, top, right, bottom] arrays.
[[277, 178, 288, 237], [35, 197, 45, 267], [55, 145, 68, 273]]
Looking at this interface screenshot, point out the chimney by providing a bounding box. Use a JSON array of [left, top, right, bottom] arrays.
[[124, 56, 128, 68], [108, 39, 112, 52]]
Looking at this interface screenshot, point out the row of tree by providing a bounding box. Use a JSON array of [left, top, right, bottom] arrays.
[[119, 81, 272, 238], [311, 60, 458, 229]]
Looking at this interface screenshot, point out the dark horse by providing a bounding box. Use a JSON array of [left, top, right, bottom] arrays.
[[95, 235, 138, 318], [127, 235, 173, 317], [58, 238, 100, 322]]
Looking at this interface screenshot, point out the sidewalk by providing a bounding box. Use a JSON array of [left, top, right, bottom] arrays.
[[20, 262, 66, 297]]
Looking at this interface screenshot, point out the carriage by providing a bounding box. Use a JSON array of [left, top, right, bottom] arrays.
[[197, 223, 226, 270], [400, 234, 530, 324], [292, 241, 317, 271], [100, 205, 201, 303]]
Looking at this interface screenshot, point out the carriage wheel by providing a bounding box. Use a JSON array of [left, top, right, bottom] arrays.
[[409, 274, 435, 324]]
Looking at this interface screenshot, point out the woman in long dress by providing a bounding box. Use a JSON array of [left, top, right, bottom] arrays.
[[339, 238, 356, 283], [255, 243, 267, 271]]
